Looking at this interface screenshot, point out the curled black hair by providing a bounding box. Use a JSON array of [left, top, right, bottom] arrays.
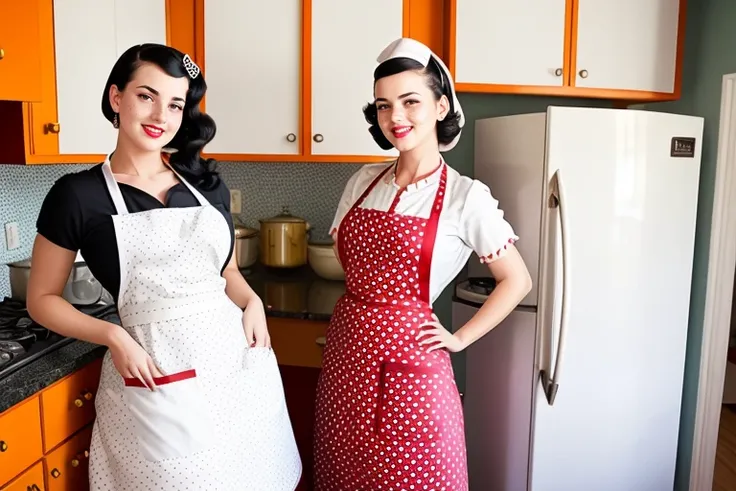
[[101, 43, 219, 189], [363, 57, 462, 150]]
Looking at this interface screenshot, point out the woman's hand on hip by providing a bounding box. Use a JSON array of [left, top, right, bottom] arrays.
[[242, 297, 271, 348], [107, 325, 163, 390], [417, 314, 466, 353]]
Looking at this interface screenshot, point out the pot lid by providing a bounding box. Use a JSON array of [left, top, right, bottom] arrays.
[[234, 224, 258, 238], [260, 206, 307, 224]]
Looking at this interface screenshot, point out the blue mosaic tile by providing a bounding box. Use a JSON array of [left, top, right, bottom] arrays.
[[0, 161, 361, 297]]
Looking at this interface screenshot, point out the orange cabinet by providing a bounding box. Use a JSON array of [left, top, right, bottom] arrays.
[[269, 317, 328, 369], [0, 0, 176, 165], [44, 426, 93, 491], [0, 359, 101, 490], [0, 0, 43, 102], [0, 397, 43, 485], [1, 461, 46, 491], [41, 359, 102, 452]]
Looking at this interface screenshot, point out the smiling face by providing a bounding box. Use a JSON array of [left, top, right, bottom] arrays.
[[374, 69, 449, 154], [108, 62, 189, 153]]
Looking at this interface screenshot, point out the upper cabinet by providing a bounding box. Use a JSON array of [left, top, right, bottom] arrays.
[[0, 1, 43, 102], [198, 0, 402, 162], [447, 0, 685, 101], [0, 0, 168, 165]]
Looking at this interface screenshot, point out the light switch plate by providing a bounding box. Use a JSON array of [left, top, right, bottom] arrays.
[[4, 222, 20, 250], [230, 189, 242, 214]]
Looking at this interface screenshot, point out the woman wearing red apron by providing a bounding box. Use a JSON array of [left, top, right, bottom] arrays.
[[314, 38, 533, 491]]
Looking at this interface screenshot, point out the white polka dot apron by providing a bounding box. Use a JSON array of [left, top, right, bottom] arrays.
[[87, 161, 302, 490], [314, 164, 468, 491]]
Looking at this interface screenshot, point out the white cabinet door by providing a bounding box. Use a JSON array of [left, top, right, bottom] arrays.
[[310, 0, 400, 157], [454, 0, 567, 87], [204, 0, 301, 155], [574, 0, 680, 92], [54, 0, 166, 155]]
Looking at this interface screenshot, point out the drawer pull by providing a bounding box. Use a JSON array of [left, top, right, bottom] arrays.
[[74, 390, 94, 407], [51, 468, 61, 478], [315, 336, 326, 347], [0, 440, 6, 452]]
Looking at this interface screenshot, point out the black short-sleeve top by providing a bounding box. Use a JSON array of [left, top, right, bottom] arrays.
[[36, 163, 234, 301]]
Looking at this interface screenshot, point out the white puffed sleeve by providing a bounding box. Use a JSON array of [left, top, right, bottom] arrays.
[[329, 167, 363, 237], [459, 179, 520, 263]]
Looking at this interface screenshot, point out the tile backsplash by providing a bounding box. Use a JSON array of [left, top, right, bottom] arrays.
[[0, 161, 361, 297]]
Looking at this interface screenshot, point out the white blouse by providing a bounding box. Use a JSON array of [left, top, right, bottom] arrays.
[[331, 161, 519, 304]]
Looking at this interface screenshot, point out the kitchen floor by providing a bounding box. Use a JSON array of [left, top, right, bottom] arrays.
[[714, 405, 736, 490]]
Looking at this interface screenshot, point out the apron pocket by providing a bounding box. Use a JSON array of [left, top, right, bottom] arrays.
[[375, 363, 445, 443], [123, 369, 215, 462]]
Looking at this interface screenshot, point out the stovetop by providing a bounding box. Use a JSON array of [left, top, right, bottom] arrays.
[[0, 297, 119, 381]]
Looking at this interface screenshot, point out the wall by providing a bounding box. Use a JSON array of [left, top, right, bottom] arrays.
[[641, 0, 736, 487]]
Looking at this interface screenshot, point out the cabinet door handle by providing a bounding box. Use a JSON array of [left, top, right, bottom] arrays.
[[45, 122, 61, 134], [578, 69, 589, 79], [286, 133, 297, 143], [313, 134, 324, 143], [0, 440, 7, 452], [554, 68, 563, 77], [51, 468, 61, 478], [315, 336, 326, 347], [0, 48, 5, 60]]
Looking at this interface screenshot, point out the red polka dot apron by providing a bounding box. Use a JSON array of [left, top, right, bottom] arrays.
[[87, 161, 302, 490], [314, 163, 468, 491]]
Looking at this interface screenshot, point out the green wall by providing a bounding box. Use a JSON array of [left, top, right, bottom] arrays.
[[644, 0, 736, 488]]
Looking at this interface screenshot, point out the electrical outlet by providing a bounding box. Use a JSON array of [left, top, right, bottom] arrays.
[[230, 189, 242, 214], [4, 222, 20, 250]]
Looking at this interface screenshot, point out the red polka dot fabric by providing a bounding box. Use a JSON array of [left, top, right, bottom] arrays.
[[314, 164, 468, 491]]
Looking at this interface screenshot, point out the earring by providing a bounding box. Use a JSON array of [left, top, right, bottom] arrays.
[[113, 113, 119, 128]]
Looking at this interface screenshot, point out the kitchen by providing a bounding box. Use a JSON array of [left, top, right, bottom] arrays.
[[0, 0, 730, 490]]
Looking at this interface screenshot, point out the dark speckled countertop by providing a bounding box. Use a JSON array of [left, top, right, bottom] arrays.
[[0, 262, 343, 414]]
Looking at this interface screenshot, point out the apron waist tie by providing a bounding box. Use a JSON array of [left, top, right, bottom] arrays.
[[343, 291, 432, 312], [119, 290, 231, 326]]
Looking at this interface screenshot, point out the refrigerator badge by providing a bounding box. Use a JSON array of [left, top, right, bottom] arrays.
[[671, 137, 696, 157]]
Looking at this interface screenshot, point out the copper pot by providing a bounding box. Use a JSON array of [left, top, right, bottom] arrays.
[[259, 207, 311, 268]]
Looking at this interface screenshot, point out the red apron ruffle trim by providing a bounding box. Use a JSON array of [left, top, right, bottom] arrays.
[[479, 237, 518, 264]]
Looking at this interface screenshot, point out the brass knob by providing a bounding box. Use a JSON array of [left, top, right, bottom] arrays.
[[51, 468, 61, 478], [74, 398, 84, 407], [313, 133, 324, 143], [71, 458, 80, 467], [554, 68, 563, 77], [286, 133, 296, 143], [316, 336, 326, 347], [0, 48, 5, 60], [579, 69, 589, 79], [45, 122, 61, 134], [83, 391, 93, 400], [0, 440, 7, 452], [84, 450, 90, 458], [30, 485, 41, 491]]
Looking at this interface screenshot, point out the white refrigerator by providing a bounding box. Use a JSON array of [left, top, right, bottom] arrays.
[[452, 106, 703, 491]]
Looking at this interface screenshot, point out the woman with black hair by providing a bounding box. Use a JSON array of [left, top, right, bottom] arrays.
[[313, 38, 532, 490], [26, 44, 301, 490]]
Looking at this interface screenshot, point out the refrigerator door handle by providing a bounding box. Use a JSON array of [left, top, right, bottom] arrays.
[[543, 169, 571, 406]]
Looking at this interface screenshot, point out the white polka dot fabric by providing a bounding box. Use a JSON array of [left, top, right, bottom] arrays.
[[88, 162, 302, 490], [314, 164, 468, 491]]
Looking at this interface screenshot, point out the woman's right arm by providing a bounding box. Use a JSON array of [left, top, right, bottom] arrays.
[[26, 234, 162, 389]]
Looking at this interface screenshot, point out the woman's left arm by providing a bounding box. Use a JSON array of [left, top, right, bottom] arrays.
[[418, 246, 532, 353], [222, 253, 270, 347], [453, 246, 531, 349]]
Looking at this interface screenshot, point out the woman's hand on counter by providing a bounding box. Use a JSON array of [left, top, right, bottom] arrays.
[[107, 325, 163, 390], [242, 297, 271, 348]]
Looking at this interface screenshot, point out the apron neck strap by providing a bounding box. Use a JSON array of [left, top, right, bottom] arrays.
[[101, 155, 212, 216], [101, 158, 130, 215]]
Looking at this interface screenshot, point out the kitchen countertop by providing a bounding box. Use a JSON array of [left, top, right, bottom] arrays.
[[0, 262, 343, 413], [241, 263, 345, 322]]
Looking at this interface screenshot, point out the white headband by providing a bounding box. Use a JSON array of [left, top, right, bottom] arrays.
[[376, 38, 465, 152]]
